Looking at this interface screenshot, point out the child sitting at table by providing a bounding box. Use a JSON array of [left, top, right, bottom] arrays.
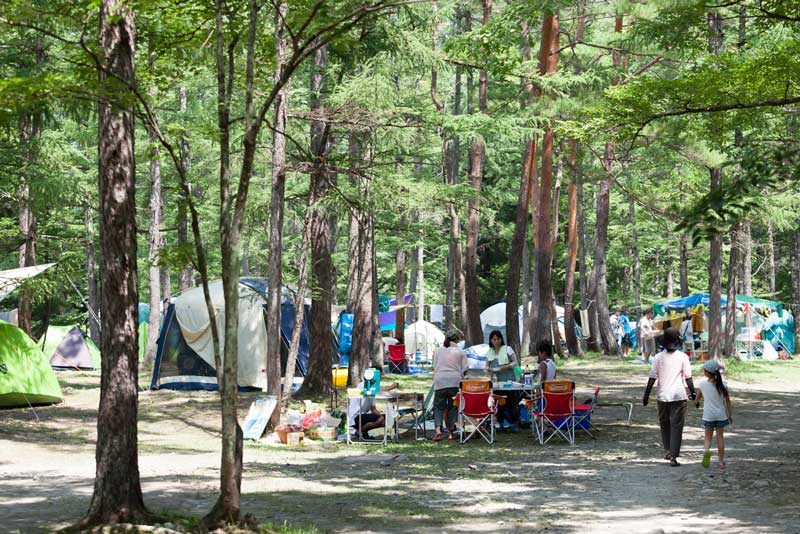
[[347, 380, 398, 439]]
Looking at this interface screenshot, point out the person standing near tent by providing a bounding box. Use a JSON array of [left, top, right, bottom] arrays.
[[487, 330, 521, 433], [639, 309, 656, 363], [621, 310, 634, 358], [432, 329, 469, 441], [642, 327, 696, 466]]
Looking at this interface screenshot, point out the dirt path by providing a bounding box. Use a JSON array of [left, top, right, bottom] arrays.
[[1, 360, 799, 533]]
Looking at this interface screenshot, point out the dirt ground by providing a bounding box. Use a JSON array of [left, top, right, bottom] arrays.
[[2, 358, 800, 534]]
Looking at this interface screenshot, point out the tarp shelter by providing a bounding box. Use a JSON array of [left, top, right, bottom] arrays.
[[403, 320, 444, 360], [379, 294, 413, 332], [763, 310, 795, 354], [0, 263, 56, 303], [150, 278, 313, 391], [39, 325, 102, 370], [0, 320, 63, 407], [480, 302, 567, 344], [653, 293, 791, 354]]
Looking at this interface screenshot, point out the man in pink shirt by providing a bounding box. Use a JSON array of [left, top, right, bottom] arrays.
[[643, 327, 696, 466]]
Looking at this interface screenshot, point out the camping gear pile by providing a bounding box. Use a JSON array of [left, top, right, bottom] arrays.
[[652, 293, 794, 357]]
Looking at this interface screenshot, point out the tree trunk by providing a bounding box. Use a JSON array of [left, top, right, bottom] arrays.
[[348, 131, 377, 384], [564, 139, 582, 357], [792, 224, 800, 352], [177, 86, 194, 291], [464, 0, 491, 345], [85, 202, 101, 344], [680, 233, 690, 297], [505, 139, 533, 355], [708, 170, 724, 360], [282, 186, 313, 406], [664, 256, 674, 298], [578, 161, 588, 309], [725, 227, 740, 358], [595, 145, 616, 356], [531, 12, 560, 349], [144, 83, 163, 367], [707, 11, 724, 361], [767, 221, 776, 297], [265, 0, 290, 428], [521, 233, 532, 355], [395, 250, 407, 342], [629, 196, 642, 313], [297, 46, 334, 399], [739, 221, 752, 296], [83, 0, 147, 525], [17, 112, 42, 335]]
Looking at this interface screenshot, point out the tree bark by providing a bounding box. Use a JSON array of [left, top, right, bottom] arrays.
[[347, 131, 377, 384], [85, 202, 101, 344], [564, 139, 582, 357], [395, 250, 407, 342], [707, 10, 724, 361], [297, 46, 335, 399], [767, 221, 776, 297], [282, 187, 313, 406], [680, 233, 690, 297], [708, 169, 724, 360], [17, 109, 42, 336], [265, 0, 290, 428], [792, 224, 800, 352], [177, 86, 194, 291], [530, 11, 560, 350], [629, 196, 642, 312], [595, 145, 616, 356], [725, 227, 740, 358], [83, 0, 147, 525], [506, 139, 533, 355], [144, 83, 163, 367], [739, 221, 752, 296], [464, 0, 491, 345]]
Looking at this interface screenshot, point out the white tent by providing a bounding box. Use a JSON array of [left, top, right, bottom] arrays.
[[403, 320, 445, 360], [0, 263, 56, 303], [480, 301, 565, 344], [173, 280, 268, 389]]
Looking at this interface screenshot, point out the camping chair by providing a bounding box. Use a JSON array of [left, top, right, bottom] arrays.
[[394, 384, 434, 440], [457, 380, 499, 444], [533, 380, 575, 445], [573, 387, 600, 439], [387, 344, 407, 374]]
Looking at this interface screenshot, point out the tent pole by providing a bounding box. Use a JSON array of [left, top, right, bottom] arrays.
[[64, 271, 102, 332]]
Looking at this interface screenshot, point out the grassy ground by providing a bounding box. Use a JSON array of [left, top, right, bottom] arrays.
[[2, 356, 800, 533]]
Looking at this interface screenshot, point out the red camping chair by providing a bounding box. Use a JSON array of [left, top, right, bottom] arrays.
[[534, 380, 575, 445], [387, 344, 407, 374], [457, 380, 499, 444], [573, 387, 600, 439]]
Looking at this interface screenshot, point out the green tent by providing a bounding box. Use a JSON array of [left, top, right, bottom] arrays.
[[39, 324, 148, 368], [0, 320, 63, 407], [38, 325, 102, 370]]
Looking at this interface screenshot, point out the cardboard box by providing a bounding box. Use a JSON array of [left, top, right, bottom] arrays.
[[286, 432, 304, 446]]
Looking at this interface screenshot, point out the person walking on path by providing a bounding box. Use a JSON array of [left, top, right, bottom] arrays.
[[643, 327, 696, 466], [431, 329, 469, 442], [695, 359, 733, 469]]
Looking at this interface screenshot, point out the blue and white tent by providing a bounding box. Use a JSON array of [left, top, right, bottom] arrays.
[[150, 278, 312, 391]]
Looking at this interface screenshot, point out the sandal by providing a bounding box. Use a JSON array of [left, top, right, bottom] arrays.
[[702, 450, 711, 468], [448, 431, 456, 441], [432, 431, 443, 442], [670, 457, 680, 467], [664, 452, 673, 461], [719, 460, 726, 469]]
